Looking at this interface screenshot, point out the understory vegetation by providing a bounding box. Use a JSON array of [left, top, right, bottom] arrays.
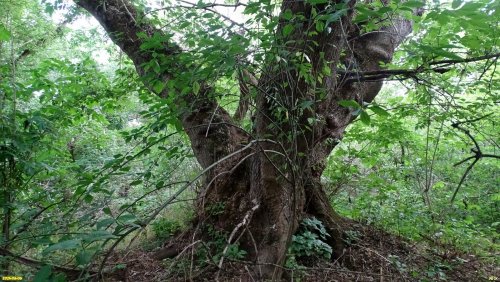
[[0, 0, 498, 281]]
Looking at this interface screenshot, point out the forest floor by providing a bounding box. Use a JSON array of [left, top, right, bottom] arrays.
[[105, 221, 499, 281]]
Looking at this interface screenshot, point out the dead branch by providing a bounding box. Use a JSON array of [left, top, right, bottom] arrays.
[[450, 116, 500, 203], [215, 203, 260, 280], [340, 53, 500, 83]]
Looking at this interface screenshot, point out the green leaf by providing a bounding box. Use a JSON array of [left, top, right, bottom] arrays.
[[43, 239, 81, 255], [490, 193, 500, 202], [420, 45, 462, 60], [369, 105, 390, 117], [299, 100, 315, 110], [76, 250, 95, 266], [96, 218, 115, 230], [433, 49, 462, 60], [322, 64, 331, 76], [156, 180, 164, 188], [130, 179, 143, 186], [326, 10, 347, 25], [315, 21, 325, 32], [282, 24, 294, 37], [153, 61, 161, 74], [360, 110, 371, 125], [114, 263, 127, 270], [193, 81, 200, 94], [338, 100, 361, 109], [153, 81, 165, 93], [282, 9, 293, 20], [401, 0, 425, 8], [179, 21, 191, 29], [117, 213, 137, 223], [119, 166, 131, 172], [0, 24, 11, 41], [84, 194, 93, 204], [432, 181, 445, 190], [103, 207, 112, 215], [45, 4, 55, 15], [377, 7, 393, 14], [34, 265, 52, 282]]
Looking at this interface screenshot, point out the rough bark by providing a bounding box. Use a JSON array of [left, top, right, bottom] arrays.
[[75, 0, 415, 280], [233, 69, 251, 121]]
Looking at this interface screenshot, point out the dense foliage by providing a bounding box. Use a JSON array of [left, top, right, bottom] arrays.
[[0, 0, 498, 280]]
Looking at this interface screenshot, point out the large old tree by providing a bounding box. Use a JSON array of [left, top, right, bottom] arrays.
[[76, 0, 418, 279]]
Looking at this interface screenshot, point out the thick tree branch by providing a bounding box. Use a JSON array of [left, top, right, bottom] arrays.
[[340, 67, 450, 83], [234, 69, 258, 121], [313, 1, 415, 159], [234, 69, 251, 121], [74, 0, 179, 94], [75, 0, 244, 169]]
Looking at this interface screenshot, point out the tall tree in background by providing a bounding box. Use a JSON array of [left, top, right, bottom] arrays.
[[73, 0, 497, 279]]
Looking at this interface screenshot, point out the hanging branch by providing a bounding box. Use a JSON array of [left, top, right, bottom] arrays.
[[450, 114, 500, 203]]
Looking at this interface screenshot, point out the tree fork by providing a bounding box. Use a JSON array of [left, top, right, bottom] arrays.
[[75, 0, 417, 280]]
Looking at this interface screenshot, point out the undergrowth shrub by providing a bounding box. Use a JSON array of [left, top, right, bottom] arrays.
[[152, 218, 182, 241], [289, 217, 332, 261]]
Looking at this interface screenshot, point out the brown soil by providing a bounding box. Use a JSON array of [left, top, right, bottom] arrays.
[[104, 221, 499, 282]]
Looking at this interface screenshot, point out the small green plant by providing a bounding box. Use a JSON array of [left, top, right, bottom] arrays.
[[152, 218, 182, 241], [206, 201, 226, 216], [214, 243, 247, 262], [344, 230, 361, 245], [289, 217, 332, 259], [284, 254, 307, 279], [389, 254, 408, 274], [205, 224, 247, 262], [424, 262, 450, 281]]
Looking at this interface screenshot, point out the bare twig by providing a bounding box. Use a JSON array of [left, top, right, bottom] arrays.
[[428, 52, 500, 66], [168, 240, 202, 270], [450, 117, 500, 203], [215, 203, 260, 280], [7, 200, 64, 245], [172, 0, 250, 33]]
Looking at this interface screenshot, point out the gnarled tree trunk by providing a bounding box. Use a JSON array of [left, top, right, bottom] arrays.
[[75, 0, 415, 279]]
